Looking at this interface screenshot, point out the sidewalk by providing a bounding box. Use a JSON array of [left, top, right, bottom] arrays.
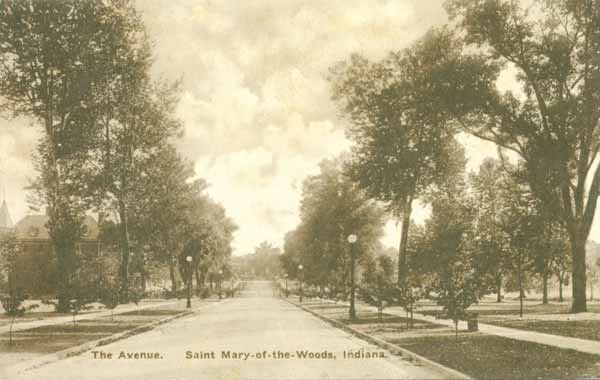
[[297, 297, 600, 356], [378, 304, 600, 356], [0, 298, 201, 335]]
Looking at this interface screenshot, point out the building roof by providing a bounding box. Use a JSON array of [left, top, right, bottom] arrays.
[[15, 214, 99, 240], [0, 200, 13, 230]]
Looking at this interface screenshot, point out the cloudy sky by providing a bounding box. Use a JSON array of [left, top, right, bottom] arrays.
[[0, 1, 598, 255]]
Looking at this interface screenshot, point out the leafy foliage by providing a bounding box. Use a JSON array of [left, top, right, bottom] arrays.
[[282, 155, 385, 297], [234, 241, 281, 280], [329, 29, 484, 283], [0, 0, 155, 311], [445, 0, 600, 312], [360, 254, 397, 319]]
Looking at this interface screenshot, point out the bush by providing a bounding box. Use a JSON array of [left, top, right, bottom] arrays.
[[129, 286, 145, 305], [360, 255, 397, 319], [162, 288, 177, 299], [99, 281, 120, 319], [199, 287, 212, 299], [162, 288, 189, 299], [1, 290, 38, 345], [1, 291, 28, 317]]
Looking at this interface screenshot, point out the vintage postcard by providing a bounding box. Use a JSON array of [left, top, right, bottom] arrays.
[[1, 1, 600, 379]]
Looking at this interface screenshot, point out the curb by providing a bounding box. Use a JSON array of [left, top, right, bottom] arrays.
[[4, 300, 222, 376], [286, 299, 471, 380]]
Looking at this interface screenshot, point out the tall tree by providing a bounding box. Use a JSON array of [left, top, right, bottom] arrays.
[[416, 148, 480, 336], [360, 254, 397, 320], [183, 191, 236, 293], [286, 155, 385, 296], [0, 0, 144, 311], [329, 29, 482, 285], [470, 158, 512, 302], [446, 0, 600, 312], [97, 77, 183, 301], [129, 145, 194, 293], [498, 168, 538, 317], [530, 207, 570, 304], [280, 230, 304, 280]]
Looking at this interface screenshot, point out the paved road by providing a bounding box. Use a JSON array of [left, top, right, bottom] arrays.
[[13, 282, 443, 380]]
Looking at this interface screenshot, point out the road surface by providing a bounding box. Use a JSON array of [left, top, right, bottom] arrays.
[[13, 281, 444, 380]]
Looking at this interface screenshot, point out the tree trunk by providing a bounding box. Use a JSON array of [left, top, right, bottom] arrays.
[[47, 184, 78, 313], [496, 276, 502, 303], [455, 320, 458, 341], [542, 268, 549, 305], [47, 110, 71, 313], [194, 267, 202, 294], [558, 272, 564, 302], [518, 252, 524, 318], [118, 199, 131, 303], [55, 246, 70, 313], [169, 259, 178, 293], [200, 269, 206, 287], [570, 235, 587, 313], [140, 267, 146, 293], [398, 197, 413, 286], [349, 241, 356, 321], [54, 238, 75, 313], [9, 316, 14, 346]]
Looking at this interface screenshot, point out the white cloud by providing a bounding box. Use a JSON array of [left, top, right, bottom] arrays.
[[135, 0, 445, 254], [0, 117, 40, 219], [135, 0, 554, 255], [4, 0, 598, 257]]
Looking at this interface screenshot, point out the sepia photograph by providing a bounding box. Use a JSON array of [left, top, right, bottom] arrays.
[[1, 0, 600, 379]]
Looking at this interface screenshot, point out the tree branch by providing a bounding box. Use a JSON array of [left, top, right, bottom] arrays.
[[457, 118, 523, 157], [583, 162, 600, 238]]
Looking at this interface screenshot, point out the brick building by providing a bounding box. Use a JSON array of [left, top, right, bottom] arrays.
[[0, 198, 100, 297]]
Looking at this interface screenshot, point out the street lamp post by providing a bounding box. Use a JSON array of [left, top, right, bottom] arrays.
[[348, 234, 357, 321], [186, 256, 193, 308], [298, 264, 304, 302], [284, 273, 289, 298], [218, 269, 223, 299]]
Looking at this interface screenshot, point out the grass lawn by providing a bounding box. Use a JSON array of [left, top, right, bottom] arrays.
[[393, 334, 600, 380], [339, 312, 441, 329], [298, 299, 600, 380], [418, 301, 600, 318], [0, 334, 106, 354], [486, 319, 600, 342], [0, 306, 189, 367], [301, 301, 446, 336], [23, 320, 142, 335]]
